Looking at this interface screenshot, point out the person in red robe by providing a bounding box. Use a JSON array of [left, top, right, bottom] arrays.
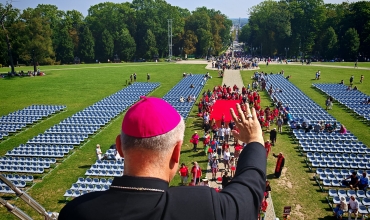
[[273, 152, 285, 178], [264, 140, 271, 157], [191, 131, 199, 152]]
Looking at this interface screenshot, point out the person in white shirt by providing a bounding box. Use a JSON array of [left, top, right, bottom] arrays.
[[218, 126, 225, 143], [96, 144, 102, 160], [225, 126, 231, 143], [203, 112, 209, 124], [223, 148, 231, 170], [348, 195, 359, 220]]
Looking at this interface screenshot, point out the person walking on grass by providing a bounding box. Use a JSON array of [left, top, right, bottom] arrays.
[[273, 152, 285, 178], [147, 73, 150, 82], [178, 163, 189, 185]]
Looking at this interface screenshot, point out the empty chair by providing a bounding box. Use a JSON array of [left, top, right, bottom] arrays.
[[96, 184, 103, 191], [79, 184, 87, 191], [87, 184, 94, 191], [347, 190, 356, 197], [358, 205, 368, 216], [323, 179, 331, 186], [100, 178, 107, 185], [72, 190, 81, 198], [71, 183, 79, 190], [328, 189, 338, 197], [77, 177, 85, 184], [324, 169, 332, 175], [338, 189, 347, 198], [332, 196, 341, 204], [316, 168, 324, 175], [328, 174, 336, 181], [63, 189, 73, 197], [357, 190, 366, 198], [362, 198, 370, 206]]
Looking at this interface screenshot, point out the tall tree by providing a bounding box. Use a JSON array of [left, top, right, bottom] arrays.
[[183, 30, 198, 55], [0, 2, 17, 73], [341, 28, 360, 61], [320, 27, 338, 59], [101, 29, 114, 61], [116, 28, 136, 62], [15, 7, 54, 65], [78, 25, 95, 62], [55, 27, 74, 64], [143, 29, 158, 60]]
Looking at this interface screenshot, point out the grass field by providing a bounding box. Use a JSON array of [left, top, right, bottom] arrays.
[[0, 62, 369, 219], [314, 62, 370, 68]]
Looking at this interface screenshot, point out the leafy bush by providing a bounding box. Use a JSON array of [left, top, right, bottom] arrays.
[[81, 62, 85, 64], [0, 64, 2, 68], [41, 57, 56, 65]]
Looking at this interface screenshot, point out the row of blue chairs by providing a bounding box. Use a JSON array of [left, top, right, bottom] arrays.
[[0, 186, 14, 193], [0, 156, 56, 164], [76, 177, 113, 185], [0, 123, 26, 132], [9, 110, 58, 117], [1, 173, 33, 182], [6, 150, 66, 158], [45, 125, 99, 135], [0, 105, 66, 139], [301, 146, 368, 154], [299, 139, 363, 145], [313, 83, 370, 121], [163, 74, 206, 119], [16, 144, 73, 150], [24, 105, 66, 111], [0, 180, 26, 188], [0, 161, 51, 169], [0, 166, 44, 173], [0, 116, 41, 123], [84, 170, 123, 177], [63, 187, 109, 198]]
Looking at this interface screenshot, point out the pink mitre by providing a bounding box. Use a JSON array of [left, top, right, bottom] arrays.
[[122, 96, 181, 138]]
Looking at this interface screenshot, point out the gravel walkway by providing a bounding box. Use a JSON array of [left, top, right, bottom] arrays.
[[204, 68, 277, 220]]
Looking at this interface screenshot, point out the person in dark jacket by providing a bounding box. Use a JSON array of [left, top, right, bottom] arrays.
[[59, 99, 266, 220]]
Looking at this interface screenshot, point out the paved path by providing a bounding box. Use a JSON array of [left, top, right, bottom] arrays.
[[203, 68, 277, 220], [222, 69, 244, 89]]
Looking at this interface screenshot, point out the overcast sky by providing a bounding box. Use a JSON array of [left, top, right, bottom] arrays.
[[5, 0, 362, 18]]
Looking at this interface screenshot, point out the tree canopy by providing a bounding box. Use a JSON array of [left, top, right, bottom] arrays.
[[0, 1, 232, 65], [239, 0, 370, 61]]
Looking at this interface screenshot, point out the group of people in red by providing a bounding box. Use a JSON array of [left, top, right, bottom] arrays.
[[187, 83, 285, 219]]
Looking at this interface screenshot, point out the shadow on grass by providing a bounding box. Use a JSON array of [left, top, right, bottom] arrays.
[[58, 199, 69, 204], [78, 165, 92, 169], [266, 173, 276, 179], [317, 216, 334, 220]]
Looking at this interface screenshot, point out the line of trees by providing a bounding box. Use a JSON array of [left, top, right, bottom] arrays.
[[0, 0, 232, 66], [239, 0, 370, 61]]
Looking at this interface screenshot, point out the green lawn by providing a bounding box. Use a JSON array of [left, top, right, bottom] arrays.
[[0, 63, 369, 219], [242, 64, 369, 219], [314, 62, 370, 68]]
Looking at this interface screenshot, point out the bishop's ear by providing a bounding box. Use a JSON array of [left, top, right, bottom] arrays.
[[116, 134, 124, 157]]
